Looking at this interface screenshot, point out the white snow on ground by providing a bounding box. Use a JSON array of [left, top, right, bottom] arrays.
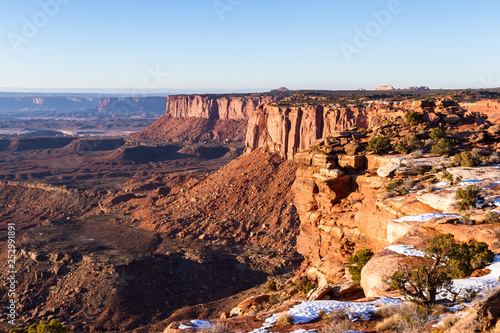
[[435, 181, 450, 187], [262, 298, 401, 329], [385, 245, 425, 257], [392, 197, 406, 201], [439, 255, 500, 300], [393, 213, 460, 223], [179, 320, 211, 329], [460, 179, 484, 186]]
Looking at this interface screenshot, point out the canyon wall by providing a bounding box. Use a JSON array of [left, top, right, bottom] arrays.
[[133, 94, 280, 143], [245, 102, 406, 159], [165, 95, 278, 120]]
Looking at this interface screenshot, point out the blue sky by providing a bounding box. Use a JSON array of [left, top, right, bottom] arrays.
[[0, 0, 499, 92]]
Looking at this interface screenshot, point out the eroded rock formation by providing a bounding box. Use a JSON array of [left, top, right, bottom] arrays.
[[245, 103, 406, 159], [133, 94, 280, 143]]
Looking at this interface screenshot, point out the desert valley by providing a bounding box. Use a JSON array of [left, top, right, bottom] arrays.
[[1, 89, 500, 332]]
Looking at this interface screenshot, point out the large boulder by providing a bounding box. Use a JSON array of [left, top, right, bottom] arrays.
[[488, 124, 500, 136]]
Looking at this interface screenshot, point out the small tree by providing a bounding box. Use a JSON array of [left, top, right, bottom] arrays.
[[390, 234, 494, 307], [484, 211, 500, 224], [405, 112, 421, 126], [452, 151, 480, 167], [430, 138, 452, 156], [348, 249, 374, 284], [429, 127, 446, 141], [455, 185, 482, 212], [406, 135, 423, 151], [367, 136, 391, 154], [390, 263, 452, 307]]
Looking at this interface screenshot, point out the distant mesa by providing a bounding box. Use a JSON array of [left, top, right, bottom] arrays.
[[271, 87, 290, 92], [405, 86, 430, 91], [375, 85, 395, 91], [375, 85, 430, 91]]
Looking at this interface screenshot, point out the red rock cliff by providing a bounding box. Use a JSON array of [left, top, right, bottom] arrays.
[[133, 94, 279, 143], [245, 102, 406, 159], [165, 95, 278, 120]]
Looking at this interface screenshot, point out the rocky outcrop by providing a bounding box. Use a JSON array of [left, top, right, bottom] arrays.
[[292, 150, 363, 284], [460, 99, 500, 124], [134, 95, 279, 143], [165, 95, 278, 120], [245, 103, 405, 159]]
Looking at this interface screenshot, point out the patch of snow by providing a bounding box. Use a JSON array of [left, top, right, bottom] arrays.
[[392, 197, 406, 201], [385, 245, 425, 257], [460, 179, 483, 186], [449, 304, 465, 313], [439, 255, 500, 300], [291, 298, 401, 324], [393, 213, 460, 223], [435, 181, 450, 187], [179, 320, 211, 330]]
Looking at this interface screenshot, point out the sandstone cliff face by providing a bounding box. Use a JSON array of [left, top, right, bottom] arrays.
[[134, 95, 279, 143], [165, 95, 278, 120], [245, 103, 405, 159], [292, 150, 367, 284]]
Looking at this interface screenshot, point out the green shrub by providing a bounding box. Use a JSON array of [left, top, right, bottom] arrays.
[[442, 170, 454, 183], [484, 211, 500, 224], [406, 135, 423, 151], [395, 136, 423, 155], [452, 151, 480, 167], [348, 249, 374, 284], [455, 185, 482, 212], [431, 138, 452, 156], [427, 234, 494, 279], [266, 281, 277, 292], [430, 127, 446, 141], [268, 294, 280, 304], [9, 329, 27, 333], [385, 179, 410, 196], [395, 142, 409, 154], [405, 112, 422, 126], [293, 278, 316, 295], [26, 320, 73, 333], [390, 234, 494, 306], [367, 136, 391, 154], [385, 179, 403, 192]]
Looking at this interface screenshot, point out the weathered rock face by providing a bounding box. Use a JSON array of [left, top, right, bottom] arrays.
[[165, 95, 278, 120], [292, 150, 368, 284], [245, 103, 405, 159], [134, 95, 278, 143]]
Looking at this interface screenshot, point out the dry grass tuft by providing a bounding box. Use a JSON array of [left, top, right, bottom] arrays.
[[320, 319, 351, 333], [276, 312, 294, 326], [206, 323, 231, 333]]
